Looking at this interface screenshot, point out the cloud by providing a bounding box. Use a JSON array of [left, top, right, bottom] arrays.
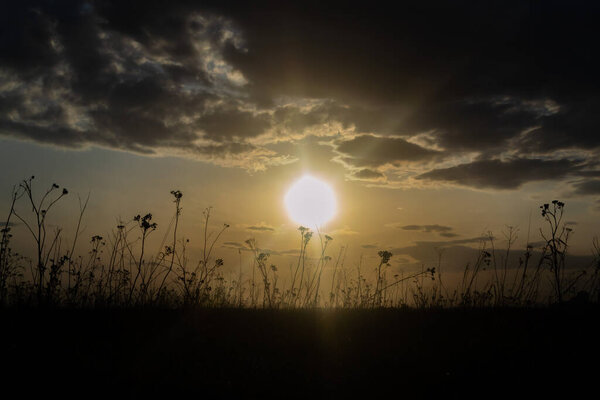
[[361, 244, 378, 249], [416, 158, 586, 189], [222, 241, 244, 249], [199, 108, 271, 141], [390, 237, 490, 272], [329, 226, 359, 236], [401, 224, 453, 234], [439, 232, 460, 238], [594, 200, 600, 213], [350, 168, 386, 181], [398, 224, 460, 238], [245, 222, 276, 232], [415, 236, 493, 247], [222, 2, 600, 150], [0, 2, 282, 170], [392, 236, 594, 272], [1, 1, 600, 186], [571, 180, 600, 195], [335, 135, 440, 168]]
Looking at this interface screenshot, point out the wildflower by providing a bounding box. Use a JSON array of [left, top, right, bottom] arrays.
[[378, 250, 392, 264], [304, 231, 313, 245], [170, 190, 183, 200]]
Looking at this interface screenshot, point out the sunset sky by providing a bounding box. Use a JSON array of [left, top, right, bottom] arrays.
[[1, 1, 599, 275]]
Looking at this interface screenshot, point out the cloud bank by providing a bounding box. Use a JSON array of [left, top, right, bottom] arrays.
[[1, 1, 599, 190]]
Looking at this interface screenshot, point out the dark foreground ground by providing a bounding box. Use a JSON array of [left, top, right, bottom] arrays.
[[1, 306, 598, 398]]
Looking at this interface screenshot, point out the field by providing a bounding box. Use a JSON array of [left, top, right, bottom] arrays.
[[1, 306, 598, 398], [1, 180, 600, 398]]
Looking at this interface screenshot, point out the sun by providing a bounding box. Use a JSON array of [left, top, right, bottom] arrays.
[[284, 175, 337, 228]]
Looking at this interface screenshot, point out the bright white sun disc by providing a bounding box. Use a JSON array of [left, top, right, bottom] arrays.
[[284, 175, 337, 227]]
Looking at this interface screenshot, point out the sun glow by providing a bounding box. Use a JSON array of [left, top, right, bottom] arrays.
[[284, 175, 337, 228]]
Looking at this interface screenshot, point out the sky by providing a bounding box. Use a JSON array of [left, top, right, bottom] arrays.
[[1, 1, 599, 276]]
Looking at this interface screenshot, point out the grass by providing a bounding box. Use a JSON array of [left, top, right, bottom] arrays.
[[1, 177, 599, 309]]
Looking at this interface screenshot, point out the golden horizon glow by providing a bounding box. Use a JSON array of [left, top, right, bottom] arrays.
[[284, 175, 337, 228]]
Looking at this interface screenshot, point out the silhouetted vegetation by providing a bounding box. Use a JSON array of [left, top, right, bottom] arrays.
[[1, 177, 599, 397], [1, 177, 599, 309]]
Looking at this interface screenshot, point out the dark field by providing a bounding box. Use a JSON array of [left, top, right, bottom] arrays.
[[1, 306, 598, 398]]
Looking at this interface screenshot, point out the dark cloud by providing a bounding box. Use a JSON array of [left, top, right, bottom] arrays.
[[273, 103, 410, 136], [416, 236, 493, 247], [439, 232, 460, 238], [351, 169, 385, 181], [594, 200, 600, 213], [246, 226, 275, 232], [272, 105, 329, 133], [392, 237, 594, 272], [417, 158, 586, 189], [401, 224, 453, 234], [391, 237, 490, 272], [400, 224, 460, 238], [0, 5, 60, 75], [336, 135, 439, 168], [245, 223, 275, 232], [220, 1, 537, 104], [193, 142, 256, 156], [222, 241, 244, 250], [1, 1, 600, 184], [220, 1, 600, 151], [402, 98, 545, 153], [0, 1, 269, 165], [265, 135, 338, 171], [571, 180, 600, 195], [515, 99, 600, 154], [199, 108, 271, 141]]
